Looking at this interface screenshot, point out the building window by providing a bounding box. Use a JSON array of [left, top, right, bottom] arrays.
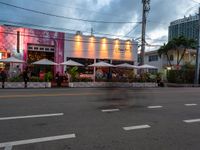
[[28, 44, 55, 53], [149, 55, 158, 62], [170, 55, 174, 61], [2, 52, 5, 57], [45, 48, 50, 51], [28, 46, 33, 50]]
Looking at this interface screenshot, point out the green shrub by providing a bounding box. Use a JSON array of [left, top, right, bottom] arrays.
[[167, 69, 195, 83], [167, 63, 195, 84], [8, 76, 23, 82], [69, 67, 78, 82], [44, 72, 53, 82], [30, 76, 44, 82], [73, 77, 93, 82]]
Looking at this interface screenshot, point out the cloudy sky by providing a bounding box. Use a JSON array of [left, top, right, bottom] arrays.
[[0, 0, 199, 51]]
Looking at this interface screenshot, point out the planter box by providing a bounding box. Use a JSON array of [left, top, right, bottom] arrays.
[[27, 82, 51, 88], [132, 82, 158, 88], [5, 82, 24, 88], [61, 82, 68, 87], [69, 82, 158, 88], [0, 82, 158, 88], [0, 82, 51, 88]]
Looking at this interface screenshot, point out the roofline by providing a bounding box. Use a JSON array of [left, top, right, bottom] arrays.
[[0, 23, 137, 43]]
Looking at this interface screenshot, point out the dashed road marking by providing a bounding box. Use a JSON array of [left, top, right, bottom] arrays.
[[183, 118, 200, 123], [5, 146, 12, 150], [0, 113, 64, 121], [123, 125, 151, 131], [101, 109, 120, 112], [0, 134, 76, 149], [147, 106, 163, 109], [185, 104, 197, 106]]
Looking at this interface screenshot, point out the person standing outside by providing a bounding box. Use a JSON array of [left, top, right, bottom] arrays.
[[0, 69, 7, 88], [16, 65, 21, 77], [55, 72, 61, 87], [23, 68, 29, 88]]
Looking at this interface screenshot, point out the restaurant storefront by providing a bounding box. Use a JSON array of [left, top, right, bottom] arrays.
[[0, 25, 64, 75], [64, 32, 138, 77], [0, 25, 138, 77]]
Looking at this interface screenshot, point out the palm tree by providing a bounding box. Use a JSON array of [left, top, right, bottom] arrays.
[[172, 36, 196, 65], [158, 36, 196, 68], [158, 43, 172, 67]]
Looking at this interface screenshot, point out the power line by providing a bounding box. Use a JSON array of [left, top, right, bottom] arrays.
[[145, 43, 162, 47], [93, 30, 134, 39], [0, 1, 141, 24], [0, 19, 88, 34], [148, 5, 199, 26], [147, 20, 169, 25], [36, 0, 124, 18], [0, 31, 138, 46], [191, 0, 200, 4], [184, 5, 198, 15], [124, 23, 141, 37], [145, 34, 167, 42], [0, 19, 137, 39]]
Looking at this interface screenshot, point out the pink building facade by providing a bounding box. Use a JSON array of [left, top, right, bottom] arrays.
[[0, 25, 64, 73]]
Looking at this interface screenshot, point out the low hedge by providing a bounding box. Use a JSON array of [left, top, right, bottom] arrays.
[[167, 69, 195, 84]]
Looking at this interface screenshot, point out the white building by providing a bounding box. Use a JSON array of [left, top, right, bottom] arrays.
[[144, 49, 196, 72], [64, 31, 138, 73]]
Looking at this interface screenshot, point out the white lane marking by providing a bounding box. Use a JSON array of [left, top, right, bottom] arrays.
[[183, 118, 200, 123], [0, 134, 76, 148], [101, 109, 120, 112], [185, 104, 197, 106], [147, 106, 163, 109], [5, 146, 12, 150], [123, 125, 151, 131], [0, 113, 64, 121]]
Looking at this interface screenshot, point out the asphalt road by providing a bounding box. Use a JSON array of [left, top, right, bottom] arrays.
[[0, 87, 200, 150]]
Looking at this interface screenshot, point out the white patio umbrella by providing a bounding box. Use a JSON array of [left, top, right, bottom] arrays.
[[115, 63, 139, 69], [0, 56, 24, 63], [89, 61, 114, 82], [0, 57, 25, 78], [60, 60, 84, 66], [89, 61, 114, 67], [32, 59, 58, 65], [138, 64, 158, 69]]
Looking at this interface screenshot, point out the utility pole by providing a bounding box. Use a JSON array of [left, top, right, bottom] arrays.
[[140, 0, 150, 65], [194, 6, 200, 85]]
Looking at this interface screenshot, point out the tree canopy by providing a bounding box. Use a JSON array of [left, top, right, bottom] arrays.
[[158, 36, 196, 67]]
